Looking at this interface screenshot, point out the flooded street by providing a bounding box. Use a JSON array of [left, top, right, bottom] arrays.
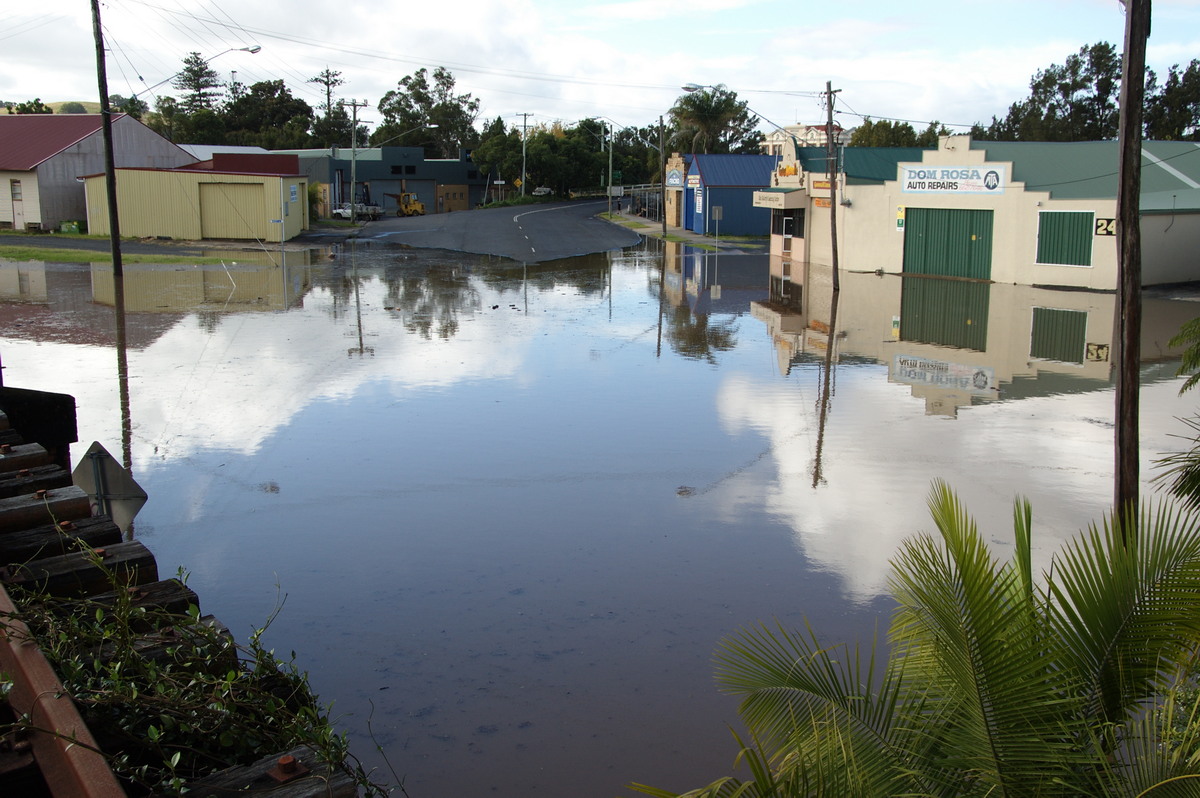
[[2, 239, 1198, 797]]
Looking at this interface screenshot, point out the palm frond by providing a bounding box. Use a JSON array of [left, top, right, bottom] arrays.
[[1167, 316, 1200, 394], [1152, 416, 1200, 513], [1047, 501, 1200, 731], [887, 481, 1088, 793]]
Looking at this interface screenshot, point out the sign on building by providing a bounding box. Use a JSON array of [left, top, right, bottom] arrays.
[[898, 165, 1006, 194]]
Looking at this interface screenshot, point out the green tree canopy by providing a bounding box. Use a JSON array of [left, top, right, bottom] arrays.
[[311, 102, 361, 149], [58, 101, 87, 114], [307, 67, 345, 116], [172, 52, 223, 114], [373, 67, 480, 158], [669, 85, 761, 154], [1145, 60, 1200, 141], [974, 42, 1122, 141], [222, 80, 313, 147], [109, 94, 149, 119], [9, 98, 52, 114], [850, 118, 950, 147]]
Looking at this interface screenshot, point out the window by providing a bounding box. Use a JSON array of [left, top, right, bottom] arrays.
[[9, 180, 21, 201], [771, 208, 804, 238], [1036, 210, 1093, 267], [405, 165, 416, 175]]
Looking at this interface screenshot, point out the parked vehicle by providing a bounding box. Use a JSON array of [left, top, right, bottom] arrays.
[[385, 192, 427, 217], [532, 186, 552, 196], [331, 202, 382, 221]]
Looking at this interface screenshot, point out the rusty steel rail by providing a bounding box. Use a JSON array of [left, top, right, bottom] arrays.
[[0, 581, 126, 797]]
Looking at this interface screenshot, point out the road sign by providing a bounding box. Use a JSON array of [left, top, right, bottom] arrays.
[[71, 441, 147, 532], [514, 178, 523, 188]]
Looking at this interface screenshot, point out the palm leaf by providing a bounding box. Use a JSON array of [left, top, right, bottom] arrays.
[[887, 482, 1089, 794], [1047, 501, 1200, 734]]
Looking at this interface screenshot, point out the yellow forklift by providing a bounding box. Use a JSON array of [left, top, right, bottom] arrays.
[[386, 192, 427, 217]]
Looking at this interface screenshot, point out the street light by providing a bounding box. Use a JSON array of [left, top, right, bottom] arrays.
[[134, 45, 261, 101]]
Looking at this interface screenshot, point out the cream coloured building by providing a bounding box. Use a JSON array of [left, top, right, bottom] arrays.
[[754, 134, 1200, 290], [84, 154, 308, 243]]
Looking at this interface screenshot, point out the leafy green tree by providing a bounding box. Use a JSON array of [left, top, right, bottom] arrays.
[[849, 118, 919, 147], [669, 85, 760, 154], [311, 102, 359, 148], [1145, 60, 1200, 140], [222, 80, 313, 147], [108, 94, 149, 119], [174, 108, 226, 145], [975, 42, 1121, 141], [9, 98, 52, 114], [144, 96, 181, 140], [173, 52, 222, 114], [471, 116, 522, 196], [58, 101, 87, 114], [307, 68, 345, 116], [373, 67, 479, 157], [634, 482, 1200, 797]]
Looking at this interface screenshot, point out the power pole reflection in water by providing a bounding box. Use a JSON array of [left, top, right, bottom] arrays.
[[348, 240, 374, 357], [113, 272, 136, 539], [811, 288, 841, 489]]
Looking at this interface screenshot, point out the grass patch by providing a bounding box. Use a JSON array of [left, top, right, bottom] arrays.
[[0, 245, 229, 265]]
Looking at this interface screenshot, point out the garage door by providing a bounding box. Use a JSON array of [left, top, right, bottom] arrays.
[[903, 208, 993, 280], [199, 183, 266, 240]]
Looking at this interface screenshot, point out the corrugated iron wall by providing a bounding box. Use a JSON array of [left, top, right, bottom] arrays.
[[903, 208, 994, 280]]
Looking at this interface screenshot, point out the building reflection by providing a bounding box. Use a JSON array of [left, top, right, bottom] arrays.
[[753, 261, 1193, 417]]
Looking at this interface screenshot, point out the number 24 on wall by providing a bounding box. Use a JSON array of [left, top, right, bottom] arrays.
[[1094, 218, 1117, 236]]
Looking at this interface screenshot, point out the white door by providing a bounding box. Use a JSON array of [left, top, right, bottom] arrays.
[[10, 180, 25, 230]]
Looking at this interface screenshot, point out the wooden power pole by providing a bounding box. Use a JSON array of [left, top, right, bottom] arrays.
[[826, 81, 841, 292], [1115, 0, 1150, 534]]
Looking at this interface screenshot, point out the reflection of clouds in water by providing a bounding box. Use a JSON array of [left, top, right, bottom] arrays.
[[715, 369, 1196, 604], [3, 275, 561, 471]]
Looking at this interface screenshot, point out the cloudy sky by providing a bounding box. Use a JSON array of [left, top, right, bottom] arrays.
[[4, 0, 1199, 136]]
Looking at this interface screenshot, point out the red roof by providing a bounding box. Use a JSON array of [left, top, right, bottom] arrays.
[[0, 113, 124, 171]]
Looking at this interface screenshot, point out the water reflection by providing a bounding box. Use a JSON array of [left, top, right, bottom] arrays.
[[753, 265, 1193, 417], [1, 245, 1196, 798]]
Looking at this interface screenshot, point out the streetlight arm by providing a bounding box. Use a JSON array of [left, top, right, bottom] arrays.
[[367, 123, 438, 149]]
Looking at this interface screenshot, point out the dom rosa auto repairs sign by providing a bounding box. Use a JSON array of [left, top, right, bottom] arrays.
[[899, 165, 1006, 194]]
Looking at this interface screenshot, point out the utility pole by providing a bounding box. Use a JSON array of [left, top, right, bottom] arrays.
[[826, 80, 841, 292], [659, 115, 667, 236], [1115, 0, 1150, 535], [343, 99, 369, 223], [520, 112, 530, 197], [91, 0, 123, 279], [606, 121, 613, 217]]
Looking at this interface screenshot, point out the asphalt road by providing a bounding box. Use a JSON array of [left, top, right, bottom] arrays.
[[359, 199, 644, 262], [2, 200, 644, 263]]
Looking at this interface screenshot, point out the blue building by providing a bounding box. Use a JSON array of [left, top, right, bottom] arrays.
[[666, 153, 780, 236]]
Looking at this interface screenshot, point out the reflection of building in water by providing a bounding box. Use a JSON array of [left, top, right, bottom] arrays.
[[0, 259, 314, 349], [752, 267, 1194, 416], [90, 262, 311, 313]]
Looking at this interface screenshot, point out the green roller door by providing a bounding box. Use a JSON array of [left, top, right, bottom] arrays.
[[1030, 307, 1087, 363], [903, 208, 994, 280], [900, 276, 990, 352]]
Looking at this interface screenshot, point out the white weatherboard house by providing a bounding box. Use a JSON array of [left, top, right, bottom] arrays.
[[754, 134, 1200, 290]]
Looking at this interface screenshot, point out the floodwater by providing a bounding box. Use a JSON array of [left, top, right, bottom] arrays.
[[1, 239, 1198, 797]]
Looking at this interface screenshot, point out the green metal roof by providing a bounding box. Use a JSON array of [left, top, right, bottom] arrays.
[[796, 146, 930, 182], [969, 140, 1200, 200], [1141, 187, 1200, 214]]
